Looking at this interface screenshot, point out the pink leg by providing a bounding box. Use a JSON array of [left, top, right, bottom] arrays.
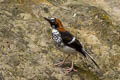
[[54, 54, 70, 66], [65, 60, 77, 73]]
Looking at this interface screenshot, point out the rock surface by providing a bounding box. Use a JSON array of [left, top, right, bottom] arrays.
[[0, 0, 120, 80]]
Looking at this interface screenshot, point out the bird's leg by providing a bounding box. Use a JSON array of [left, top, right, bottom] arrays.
[[55, 54, 70, 66], [65, 60, 77, 73]]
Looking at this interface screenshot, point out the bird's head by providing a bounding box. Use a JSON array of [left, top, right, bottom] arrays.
[[44, 17, 65, 32]]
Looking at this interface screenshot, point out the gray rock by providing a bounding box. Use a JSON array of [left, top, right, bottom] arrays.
[[0, 0, 119, 80]]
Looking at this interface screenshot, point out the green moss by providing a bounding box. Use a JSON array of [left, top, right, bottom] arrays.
[[88, 6, 112, 25], [98, 12, 112, 25], [47, 29, 52, 35], [47, 0, 67, 5]]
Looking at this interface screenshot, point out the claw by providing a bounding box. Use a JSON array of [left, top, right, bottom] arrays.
[[64, 67, 78, 73], [64, 60, 77, 73]]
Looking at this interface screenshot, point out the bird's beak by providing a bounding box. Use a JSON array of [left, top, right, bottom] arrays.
[[43, 17, 51, 23]]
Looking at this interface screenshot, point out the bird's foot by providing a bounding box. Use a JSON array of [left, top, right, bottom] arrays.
[[54, 61, 65, 66], [64, 67, 78, 73]]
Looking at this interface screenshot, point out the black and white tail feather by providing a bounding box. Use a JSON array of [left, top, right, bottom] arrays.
[[81, 48, 100, 69]]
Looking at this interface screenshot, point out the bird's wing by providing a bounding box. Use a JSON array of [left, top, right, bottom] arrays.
[[60, 31, 86, 57], [60, 31, 100, 69]]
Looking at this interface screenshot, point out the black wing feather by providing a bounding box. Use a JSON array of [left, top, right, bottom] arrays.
[[60, 31, 86, 57], [60, 31, 100, 68]]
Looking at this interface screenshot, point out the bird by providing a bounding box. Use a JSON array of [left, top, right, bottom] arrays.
[[44, 17, 99, 72]]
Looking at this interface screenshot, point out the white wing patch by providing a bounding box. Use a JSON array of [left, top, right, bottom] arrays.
[[67, 37, 76, 44]]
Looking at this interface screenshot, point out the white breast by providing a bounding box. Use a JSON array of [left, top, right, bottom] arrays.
[[59, 45, 76, 53], [52, 29, 59, 34]]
